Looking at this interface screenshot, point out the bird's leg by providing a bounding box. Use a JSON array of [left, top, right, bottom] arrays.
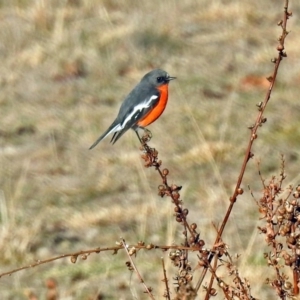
[[135, 130, 143, 144], [143, 128, 152, 141], [134, 127, 152, 145]]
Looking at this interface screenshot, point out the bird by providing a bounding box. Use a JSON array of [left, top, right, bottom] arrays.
[[89, 69, 176, 149]]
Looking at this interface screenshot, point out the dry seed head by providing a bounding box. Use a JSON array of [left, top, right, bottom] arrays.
[[291, 199, 297, 206], [183, 208, 189, 216], [259, 226, 267, 234], [259, 206, 268, 214], [146, 243, 154, 250], [174, 206, 180, 213], [286, 236, 296, 245], [128, 247, 136, 256], [284, 258, 293, 266], [189, 236, 196, 244], [178, 277, 187, 285], [144, 161, 151, 168], [162, 168, 169, 176], [125, 261, 134, 271], [198, 259, 207, 267], [191, 223, 197, 230], [278, 207, 286, 215], [285, 213, 293, 221], [285, 203, 294, 213], [277, 20, 283, 26], [81, 254, 88, 260], [209, 288, 217, 296], [171, 184, 178, 191], [284, 282, 292, 290], [279, 229, 287, 236], [293, 191, 300, 198], [277, 44, 284, 51], [237, 188, 244, 195], [198, 239, 205, 247], [169, 250, 177, 260], [185, 274, 193, 282], [172, 191, 180, 200], [158, 185, 165, 191], [271, 215, 277, 224], [219, 280, 227, 289], [71, 255, 78, 264], [282, 223, 291, 234], [176, 216, 182, 223]]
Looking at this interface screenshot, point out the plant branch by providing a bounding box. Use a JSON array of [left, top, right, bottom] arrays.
[[121, 238, 155, 299], [0, 243, 202, 279], [161, 257, 171, 299], [198, 0, 291, 294]]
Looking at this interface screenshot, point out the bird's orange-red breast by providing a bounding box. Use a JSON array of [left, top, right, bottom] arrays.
[[89, 69, 175, 149]]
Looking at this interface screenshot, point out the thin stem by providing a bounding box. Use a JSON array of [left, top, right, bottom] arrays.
[[195, 0, 290, 293], [161, 258, 171, 300], [121, 238, 155, 300]]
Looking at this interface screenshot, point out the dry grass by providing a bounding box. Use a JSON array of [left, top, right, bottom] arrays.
[[0, 0, 299, 298]]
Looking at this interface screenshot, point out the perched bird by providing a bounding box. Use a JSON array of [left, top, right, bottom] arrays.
[[89, 69, 176, 149]]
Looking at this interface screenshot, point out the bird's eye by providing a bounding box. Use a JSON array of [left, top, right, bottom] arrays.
[[157, 76, 164, 83]]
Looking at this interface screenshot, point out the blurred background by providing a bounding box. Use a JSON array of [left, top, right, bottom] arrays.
[[0, 0, 299, 298]]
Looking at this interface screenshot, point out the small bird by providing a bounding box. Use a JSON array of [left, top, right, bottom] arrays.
[[89, 69, 176, 149]]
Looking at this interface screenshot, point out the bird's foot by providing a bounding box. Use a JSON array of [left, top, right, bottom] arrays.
[[142, 128, 152, 143]]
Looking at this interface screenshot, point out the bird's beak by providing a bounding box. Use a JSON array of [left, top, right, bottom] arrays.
[[167, 76, 176, 81]]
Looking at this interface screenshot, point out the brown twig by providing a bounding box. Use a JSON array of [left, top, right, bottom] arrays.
[[197, 0, 291, 295], [121, 238, 155, 299], [161, 257, 171, 300], [0, 243, 202, 279], [215, 0, 290, 245], [204, 254, 218, 300], [140, 136, 205, 251], [141, 140, 196, 241]]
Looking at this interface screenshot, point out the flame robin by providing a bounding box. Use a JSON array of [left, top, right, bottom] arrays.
[[89, 69, 176, 149]]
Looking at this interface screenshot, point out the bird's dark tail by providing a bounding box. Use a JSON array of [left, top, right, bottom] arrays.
[[89, 121, 120, 149], [110, 128, 128, 144]]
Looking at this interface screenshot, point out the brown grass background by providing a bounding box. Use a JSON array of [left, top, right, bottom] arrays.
[[0, 0, 299, 299]]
